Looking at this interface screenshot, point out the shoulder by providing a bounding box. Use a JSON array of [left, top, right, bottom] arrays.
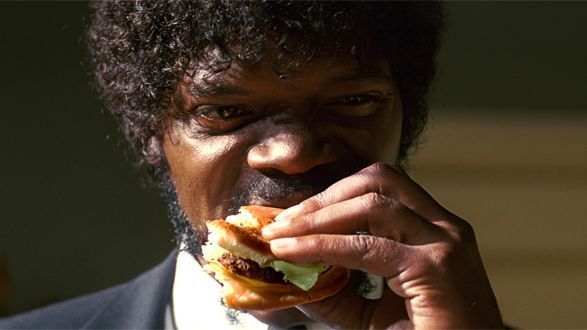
[[0, 251, 178, 329], [0, 283, 128, 329]]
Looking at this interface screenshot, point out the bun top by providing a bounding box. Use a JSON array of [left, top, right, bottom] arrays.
[[225, 206, 283, 229], [205, 206, 284, 267]]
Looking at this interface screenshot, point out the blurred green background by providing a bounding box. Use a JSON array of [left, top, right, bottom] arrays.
[[1, 1, 585, 327]]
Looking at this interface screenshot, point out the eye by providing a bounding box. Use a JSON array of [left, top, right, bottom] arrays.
[[336, 95, 375, 106], [321, 94, 383, 118], [191, 105, 255, 133], [201, 106, 248, 120]]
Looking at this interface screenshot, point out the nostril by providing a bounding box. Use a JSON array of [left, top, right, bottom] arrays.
[[256, 168, 300, 180], [247, 127, 337, 175]]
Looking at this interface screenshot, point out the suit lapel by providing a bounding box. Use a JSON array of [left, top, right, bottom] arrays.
[[82, 251, 178, 329]]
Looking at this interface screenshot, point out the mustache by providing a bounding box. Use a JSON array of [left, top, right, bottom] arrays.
[[228, 159, 365, 214]]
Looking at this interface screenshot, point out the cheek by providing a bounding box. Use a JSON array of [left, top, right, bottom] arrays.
[[329, 100, 402, 166], [163, 131, 247, 223], [372, 102, 402, 165]]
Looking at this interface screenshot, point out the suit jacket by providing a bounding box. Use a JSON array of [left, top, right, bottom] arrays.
[[0, 251, 178, 329]]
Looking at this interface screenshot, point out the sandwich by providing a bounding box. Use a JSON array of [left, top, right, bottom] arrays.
[[202, 205, 350, 310]]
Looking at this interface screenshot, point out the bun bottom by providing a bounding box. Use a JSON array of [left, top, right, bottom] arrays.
[[206, 262, 350, 310]]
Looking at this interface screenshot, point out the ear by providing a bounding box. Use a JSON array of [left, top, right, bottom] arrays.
[[144, 136, 163, 166]]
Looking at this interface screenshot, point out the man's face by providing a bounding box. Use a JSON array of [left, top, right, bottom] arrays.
[[161, 52, 402, 243]]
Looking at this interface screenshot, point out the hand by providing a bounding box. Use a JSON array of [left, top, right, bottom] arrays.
[[262, 163, 503, 329]]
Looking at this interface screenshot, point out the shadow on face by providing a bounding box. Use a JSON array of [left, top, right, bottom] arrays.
[[161, 51, 403, 245]]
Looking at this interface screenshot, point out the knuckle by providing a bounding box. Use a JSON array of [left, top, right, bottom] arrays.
[[361, 192, 391, 210], [309, 235, 335, 251], [428, 220, 477, 271], [371, 162, 401, 181], [435, 216, 477, 246], [300, 213, 317, 232], [427, 242, 460, 273], [362, 192, 406, 217], [302, 195, 325, 211], [386, 197, 405, 213], [366, 162, 396, 175], [449, 217, 477, 245], [362, 162, 398, 195], [350, 235, 379, 269], [438, 242, 459, 262], [301, 236, 323, 254]]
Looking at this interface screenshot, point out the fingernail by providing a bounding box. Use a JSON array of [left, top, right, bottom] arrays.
[[261, 220, 288, 238], [269, 238, 295, 251], [275, 204, 303, 221]]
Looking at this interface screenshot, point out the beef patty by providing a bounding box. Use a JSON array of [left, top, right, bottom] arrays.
[[218, 253, 286, 284]]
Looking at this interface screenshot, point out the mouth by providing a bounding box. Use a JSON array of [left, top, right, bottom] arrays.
[[247, 191, 315, 209], [228, 161, 360, 215]]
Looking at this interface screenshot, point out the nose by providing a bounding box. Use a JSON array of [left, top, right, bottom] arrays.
[[247, 124, 337, 175]]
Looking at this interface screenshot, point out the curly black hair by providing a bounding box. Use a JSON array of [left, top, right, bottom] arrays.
[[87, 1, 444, 179]]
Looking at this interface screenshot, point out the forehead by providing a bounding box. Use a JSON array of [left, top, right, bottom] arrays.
[[179, 50, 391, 99]]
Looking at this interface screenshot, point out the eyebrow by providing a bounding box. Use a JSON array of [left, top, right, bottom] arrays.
[[185, 67, 388, 97], [328, 68, 389, 85], [187, 83, 250, 97]]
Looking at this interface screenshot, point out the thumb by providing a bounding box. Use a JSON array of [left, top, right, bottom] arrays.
[[297, 271, 382, 329], [295, 271, 373, 328], [297, 272, 411, 329]]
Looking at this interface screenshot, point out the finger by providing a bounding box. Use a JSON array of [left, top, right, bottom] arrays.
[[295, 270, 408, 329], [269, 234, 412, 277], [263, 192, 441, 245], [367, 290, 411, 329], [276, 162, 447, 223], [295, 271, 376, 328], [341, 163, 447, 221]]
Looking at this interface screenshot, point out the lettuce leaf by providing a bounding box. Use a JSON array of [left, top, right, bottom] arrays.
[[269, 260, 327, 291]]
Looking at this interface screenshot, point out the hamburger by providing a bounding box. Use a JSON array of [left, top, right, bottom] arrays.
[[202, 205, 350, 310]]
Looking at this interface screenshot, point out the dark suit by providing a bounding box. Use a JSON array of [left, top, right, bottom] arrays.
[[0, 251, 178, 329]]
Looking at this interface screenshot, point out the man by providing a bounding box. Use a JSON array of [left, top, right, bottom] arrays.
[[0, 1, 503, 329]]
